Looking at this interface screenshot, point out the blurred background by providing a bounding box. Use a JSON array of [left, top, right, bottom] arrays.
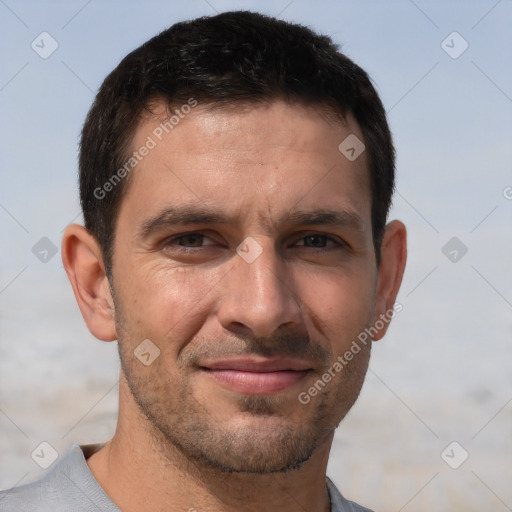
[[1, 1, 511, 510]]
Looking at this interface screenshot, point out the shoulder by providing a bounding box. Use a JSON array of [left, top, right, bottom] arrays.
[[0, 444, 118, 512], [327, 476, 375, 512]]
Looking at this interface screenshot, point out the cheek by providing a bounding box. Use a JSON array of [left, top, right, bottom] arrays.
[[293, 267, 377, 346], [114, 261, 218, 350]]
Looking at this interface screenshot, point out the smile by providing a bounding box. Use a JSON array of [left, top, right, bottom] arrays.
[[199, 357, 313, 394]]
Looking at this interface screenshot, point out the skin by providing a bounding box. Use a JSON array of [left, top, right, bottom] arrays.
[[62, 100, 406, 512]]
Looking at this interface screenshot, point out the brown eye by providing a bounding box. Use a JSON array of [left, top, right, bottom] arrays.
[[303, 235, 328, 247], [296, 235, 338, 248], [174, 234, 206, 247]]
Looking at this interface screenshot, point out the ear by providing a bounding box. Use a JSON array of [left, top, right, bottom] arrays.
[[61, 224, 117, 341], [372, 220, 407, 341]]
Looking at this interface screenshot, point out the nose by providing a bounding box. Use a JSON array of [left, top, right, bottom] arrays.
[[216, 239, 302, 338]]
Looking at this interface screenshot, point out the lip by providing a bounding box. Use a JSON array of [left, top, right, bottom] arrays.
[[199, 357, 313, 394], [201, 356, 313, 372]]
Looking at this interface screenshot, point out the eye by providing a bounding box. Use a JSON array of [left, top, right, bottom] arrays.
[[166, 233, 215, 248], [294, 234, 340, 248], [159, 231, 225, 263]]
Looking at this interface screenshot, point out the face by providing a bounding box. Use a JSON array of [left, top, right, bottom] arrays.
[[111, 100, 380, 473]]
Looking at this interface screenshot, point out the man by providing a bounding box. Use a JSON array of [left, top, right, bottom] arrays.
[[0, 10, 406, 512]]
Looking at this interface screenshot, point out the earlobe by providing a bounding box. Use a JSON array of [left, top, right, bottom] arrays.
[[61, 224, 117, 342], [372, 220, 407, 341]]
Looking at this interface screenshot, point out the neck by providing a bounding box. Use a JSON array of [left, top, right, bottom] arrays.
[[87, 377, 333, 512]]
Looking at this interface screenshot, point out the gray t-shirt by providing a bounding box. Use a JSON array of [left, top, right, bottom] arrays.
[[0, 444, 373, 511]]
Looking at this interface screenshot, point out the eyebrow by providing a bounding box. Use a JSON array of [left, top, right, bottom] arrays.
[[137, 205, 232, 239], [281, 209, 364, 232], [137, 205, 365, 240]]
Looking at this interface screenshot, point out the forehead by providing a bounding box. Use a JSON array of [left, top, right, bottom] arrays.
[[119, 99, 371, 230]]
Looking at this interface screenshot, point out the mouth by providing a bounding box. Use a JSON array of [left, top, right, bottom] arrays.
[[199, 357, 314, 395]]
